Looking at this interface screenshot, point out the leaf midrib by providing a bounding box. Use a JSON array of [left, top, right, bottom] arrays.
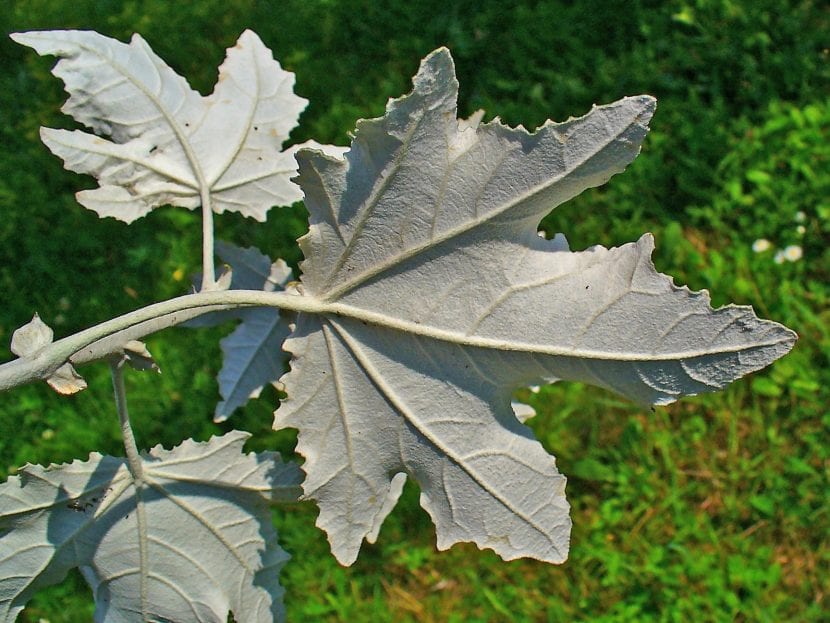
[[279, 294, 793, 363], [204, 43, 261, 189]]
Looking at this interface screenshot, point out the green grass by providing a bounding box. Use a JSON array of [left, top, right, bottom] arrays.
[[1, 0, 827, 621]]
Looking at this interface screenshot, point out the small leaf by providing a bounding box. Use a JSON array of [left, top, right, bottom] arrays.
[[215, 307, 292, 422], [211, 244, 295, 421], [46, 362, 87, 395], [10, 315, 88, 393], [0, 431, 302, 622], [10, 313, 53, 357], [12, 29, 324, 222], [122, 340, 160, 373], [184, 242, 294, 421]]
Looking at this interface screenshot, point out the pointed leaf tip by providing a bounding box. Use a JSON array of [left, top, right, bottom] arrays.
[[421, 46, 455, 71], [413, 46, 458, 95]]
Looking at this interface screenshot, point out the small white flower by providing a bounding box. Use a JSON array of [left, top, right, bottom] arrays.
[[752, 238, 772, 253], [774, 250, 786, 264], [796, 225, 806, 235], [795, 211, 807, 223], [783, 245, 803, 262]]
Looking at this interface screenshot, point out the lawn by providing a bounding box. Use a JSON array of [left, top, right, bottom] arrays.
[[0, 1, 827, 621]]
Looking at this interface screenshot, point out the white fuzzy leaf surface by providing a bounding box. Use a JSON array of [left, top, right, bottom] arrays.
[[0, 431, 302, 622], [184, 241, 294, 421], [11, 29, 313, 222], [274, 48, 796, 565], [216, 307, 291, 422]]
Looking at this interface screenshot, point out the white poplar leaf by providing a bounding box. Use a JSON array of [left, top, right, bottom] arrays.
[[11, 29, 317, 222], [274, 48, 796, 565], [0, 431, 302, 622]]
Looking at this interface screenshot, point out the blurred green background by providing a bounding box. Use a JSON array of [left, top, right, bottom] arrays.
[[1, 0, 827, 621]]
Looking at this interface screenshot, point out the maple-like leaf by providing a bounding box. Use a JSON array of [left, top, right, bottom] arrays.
[[273, 48, 796, 565], [0, 431, 302, 622], [11, 29, 327, 222]]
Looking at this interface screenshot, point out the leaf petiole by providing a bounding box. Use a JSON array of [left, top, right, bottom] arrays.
[[108, 356, 150, 614], [109, 357, 144, 482], [200, 187, 217, 291]]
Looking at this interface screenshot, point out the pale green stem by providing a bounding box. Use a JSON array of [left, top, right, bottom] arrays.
[[109, 358, 149, 615], [200, 187, 216, 291], [109, 358, 144, 480], [0, 290, 306, 392]]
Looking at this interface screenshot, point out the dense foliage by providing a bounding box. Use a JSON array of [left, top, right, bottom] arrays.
[[1, 1, 827, 621]]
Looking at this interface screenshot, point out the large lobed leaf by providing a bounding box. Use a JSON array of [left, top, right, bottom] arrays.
[[0, 431, 302, 622], [11, 29, 324, 222], [274, 48, 796, 565]]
